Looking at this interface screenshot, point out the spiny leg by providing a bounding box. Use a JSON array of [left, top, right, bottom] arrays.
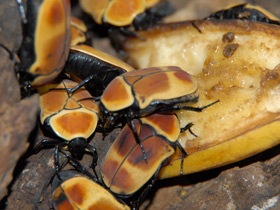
[[158, 100, 219, 113], [59, 150, 99, 183], [192, 21, 202, 33], [131, 179, 156, 210], [33, 138, 61, 154], [54, 145, 61, 176], [54, 146, 72, 177], [181, 122, 197, 137], [78, 96, 101, 102], [127, 118, 148, 163], [86, 144, 98, 179], [48, 75, 98, 94], [176, 141, 188, 176], [171, 100, 218, 175], [132, 165, 163, 209], [33, 139, 67, 179], [48, 88, 100, 101], [68, 75, 97, 93], [177, 122, 199, 175], [0, 43, 22, 70], [66, 67, 122, 94], [15, 0, 27, 24]]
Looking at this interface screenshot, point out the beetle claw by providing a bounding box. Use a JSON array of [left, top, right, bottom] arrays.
[[180, 122, 198, 137]]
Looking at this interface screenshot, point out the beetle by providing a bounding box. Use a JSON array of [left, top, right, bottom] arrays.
[[101, 113, 193, 203], [16, 0, 71, 88], [78, 0, 173, 31], [52, 170, 131, 210], [35, 79, 99, 173], [205, 3, 280, 25], [100, 66, 216, 130], [64, 44, 134, 96], [99, 66, 218, 160]]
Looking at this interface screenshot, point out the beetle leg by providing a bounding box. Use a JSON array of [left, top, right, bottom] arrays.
[[77, 96, 101, 102], [175, 141, 188, 176], [49, 88, 101, 101], [59, 150, 100, 183], [132, 170, 159, 209], [118, 27, 145, 40], [0, 43, 23, 78], [0, 44, 17, 61], [127, 119, 148, 163], [180, 122, 197, 137], [53, 74, 102, 96], [15, 0, 27, 24], [192, 21, 202, 33], [49, 87, 70, 92], [33, 138, 62, 154], [94, 124, 109, 140], [68, 75, 97, 94], [54, 145, 61, 175], [86, 144, 99, 178], [49, 87, 72, 92], [158, 99, 219, 113]]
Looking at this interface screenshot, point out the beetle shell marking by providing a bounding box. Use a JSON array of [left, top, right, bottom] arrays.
[[39, 79, 99, 141], [79, 0, 162, 27], [28, 0, 71, 87], [104, 0, 145, 26], [101, 66, 197, 112], [101, 113, 180, 195], [53, 176, 130, 210]]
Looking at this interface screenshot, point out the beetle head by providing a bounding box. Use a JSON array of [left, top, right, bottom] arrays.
[[99, 102, 122, 131], [101, 114, 118, 132], [68, 138, 87, 160]]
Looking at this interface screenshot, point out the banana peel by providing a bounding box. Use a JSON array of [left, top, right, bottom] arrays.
[[121, 19, 280, 179]]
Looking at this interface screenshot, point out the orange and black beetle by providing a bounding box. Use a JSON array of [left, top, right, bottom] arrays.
[[64, 44, 134, 96], [101, 113, 191, 202], [52, 170, 130, 210], [100, 66, 218, 160], [17, 0, 71, 88], [79, 0, 173, 30], [205, 3, 280, 25], [35, 79, 99, 172], [100, 66, 200, 131]]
